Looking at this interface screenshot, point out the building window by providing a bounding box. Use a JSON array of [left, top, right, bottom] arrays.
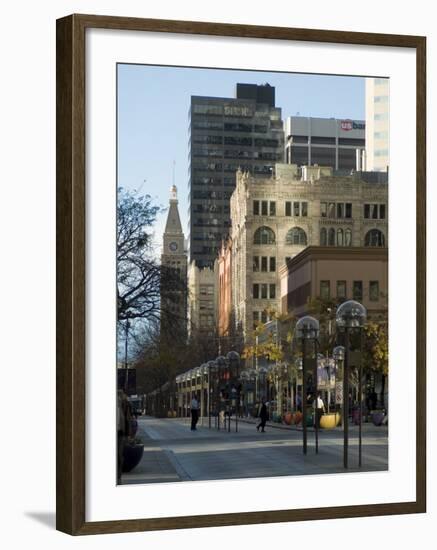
[[353, 281, 363, 301], [337, 203, 344, 219], [254, 226, 276, 245], [261, 256, 268, 272], [253, 311, 260, 328], [286, 227, 307, 245], [345, 228, 352, 246], [365, 229, 385, 247], [328, 202, 336, 218], [320, 280, 330, 300], [285, 201, 292, 216], [301, 202, 308, 217], [253, 256, 260, 272], [328, 228, 336, 246], [320, 227, 327, 246], [337, 280, 347, 299], [369, 281, 379, 301], [261, 201, 268, 216], [269, 202, 276, 216], [253, 201, 260, 215], [364, 204, 386, 220], [337, 228, 344, 246], [253, 284, 259, 299], [261, 284, 268, 299], [269, 284, 276, 299], [261, 311, 268, 324], [293, 202, 300, 216], [269, 257, 276, 272], [345, 203, 352, 218], [320, 202, 327, 217]]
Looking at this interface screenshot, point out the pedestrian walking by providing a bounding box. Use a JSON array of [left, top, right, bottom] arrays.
[[256, 398, 268, 432], [190, 394, 200, 431], [313, 393, 326, 428]]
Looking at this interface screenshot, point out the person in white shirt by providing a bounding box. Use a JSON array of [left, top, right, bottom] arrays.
[[313, 393, 326, 428], [190, 395, 200, 431]]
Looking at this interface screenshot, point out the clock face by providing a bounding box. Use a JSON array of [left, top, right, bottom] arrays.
[[169, 241, 178, 252]]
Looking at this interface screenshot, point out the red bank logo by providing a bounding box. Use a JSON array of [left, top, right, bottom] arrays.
[[341, 119, 353, 131]]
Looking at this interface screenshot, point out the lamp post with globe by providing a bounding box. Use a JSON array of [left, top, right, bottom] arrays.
[[227, 351, 241, 432], [336, 300, 367, 468], [215, 356, 227, 430], [295, 316, 320, 455]]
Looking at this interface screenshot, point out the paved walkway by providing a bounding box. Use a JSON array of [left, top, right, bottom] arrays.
[[121, 416, 388, 485]]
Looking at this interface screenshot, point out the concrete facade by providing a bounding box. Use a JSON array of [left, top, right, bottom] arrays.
[[187, 261, 218, 337], [279, 246, 388, 318], [284, 116, 365, 171], [365, 78, 390, 172], [188, 83, 284, 268], [229, 164, 388, 340]]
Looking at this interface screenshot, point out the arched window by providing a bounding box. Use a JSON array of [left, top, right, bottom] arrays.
[[320, 227, 327, 246], [365, 229, 385, 247], [328, 228, 336, 246], [286, 227, 307, 245], [345, 228, 352, 246], [253, 226, 276, 245], [337, 228, 344, 246]]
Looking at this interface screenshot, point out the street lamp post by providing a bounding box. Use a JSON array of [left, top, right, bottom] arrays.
[[295, 316, 320, 455], [336, 300, 367, 468], [215, 356, 226, 430], [227, 351, 240, 432], [207, 360, 217, 429], [333, 346, 345, 420]]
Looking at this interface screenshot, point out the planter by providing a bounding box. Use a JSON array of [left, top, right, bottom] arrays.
[[122, 443, 144, 473], [371, 411, 385, 426], [272, 412, 282, 423], [320, 412, 341, 429], [293, 412, 302, 425], [284, 412, 293, 425]]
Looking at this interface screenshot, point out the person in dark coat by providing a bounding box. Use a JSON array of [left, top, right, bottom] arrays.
[[256, 399, 268, 432]]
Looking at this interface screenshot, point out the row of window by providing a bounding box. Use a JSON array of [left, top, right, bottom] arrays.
[[253, 226, 308, 246], [321, 202, 353, 219], [253, 256, 276, 272], [191, 121, 271, 132], [364, 203, 386, 219], [320, 280, 380, 302], [320, 227, 353, 247], [253, 200, 309, 217], [253, 226, 386, 247], [251, 201, 386, 220], [253, 283, 276, 300]]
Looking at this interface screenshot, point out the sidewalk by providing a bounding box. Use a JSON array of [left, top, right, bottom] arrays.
[[121, 422, 184, 485]]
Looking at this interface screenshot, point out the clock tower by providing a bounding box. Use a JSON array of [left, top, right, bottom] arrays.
[[160, 185, 187, 341]]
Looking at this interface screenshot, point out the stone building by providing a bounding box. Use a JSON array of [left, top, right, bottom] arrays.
[[229, 163, 388, 340], [160, 185, 188, 342], [216, 238, 233, 337], [279, 246, 388, 318], [187, 261, 217, 337]]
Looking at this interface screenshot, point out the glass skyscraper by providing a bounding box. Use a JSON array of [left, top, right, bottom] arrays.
[[188, 83, 284, 268]]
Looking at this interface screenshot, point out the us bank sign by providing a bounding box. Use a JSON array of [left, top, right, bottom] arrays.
[[340, 119, 365, 131]]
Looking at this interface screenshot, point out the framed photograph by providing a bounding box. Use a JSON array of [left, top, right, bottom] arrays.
[[56, 14, 426, 535]]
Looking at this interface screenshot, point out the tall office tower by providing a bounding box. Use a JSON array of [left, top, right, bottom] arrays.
[[188, 83, 284, 269], [365, 78, 389, 171], [284, 116, 366, 171], [160, 185, 188, 343]]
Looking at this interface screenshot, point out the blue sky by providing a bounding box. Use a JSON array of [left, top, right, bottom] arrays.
[[117, 64, 365, 253]]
